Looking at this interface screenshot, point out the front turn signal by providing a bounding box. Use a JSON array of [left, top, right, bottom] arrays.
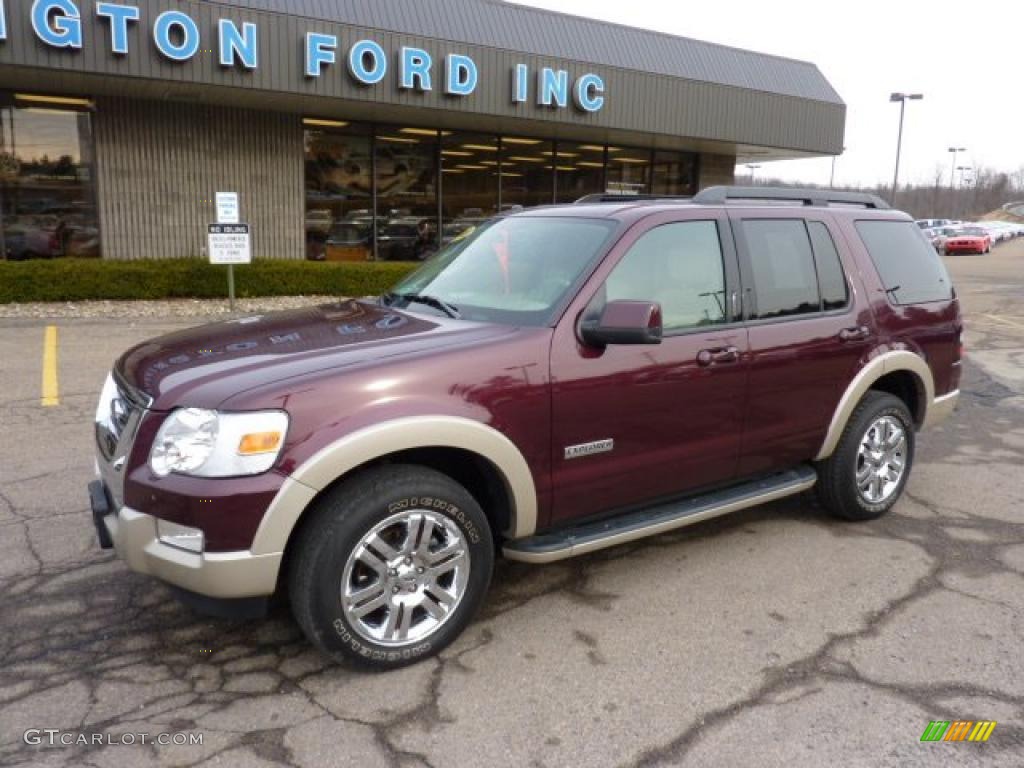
[[238, 431, 283, 455]]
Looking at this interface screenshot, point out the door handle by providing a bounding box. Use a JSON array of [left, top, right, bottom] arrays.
[[697, 346, 740, 366], [838, 325, 871, 342]]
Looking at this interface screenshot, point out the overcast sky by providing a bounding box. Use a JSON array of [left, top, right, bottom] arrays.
[[514, 0, 1022, 188]]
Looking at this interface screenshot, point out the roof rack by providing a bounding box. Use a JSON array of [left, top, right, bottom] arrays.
[[573, 193, 693, 204], [693, 186, 890, 209]]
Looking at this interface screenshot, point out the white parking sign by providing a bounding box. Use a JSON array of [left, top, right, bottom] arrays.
[[215, 192, 239, 224], [207, 224, 251, 264]]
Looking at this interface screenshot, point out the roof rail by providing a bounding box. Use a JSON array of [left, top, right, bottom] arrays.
[[574, 193, 693, 204], [693, 186, 891, 210]]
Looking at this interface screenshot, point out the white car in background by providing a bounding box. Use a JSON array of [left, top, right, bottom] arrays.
[[988, 221, 1024, 239], [973, 222, 1011, 243], [916, 218, 955, 230]]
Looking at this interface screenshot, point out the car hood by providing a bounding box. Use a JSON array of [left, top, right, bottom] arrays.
[[115, 300, 512, 410]]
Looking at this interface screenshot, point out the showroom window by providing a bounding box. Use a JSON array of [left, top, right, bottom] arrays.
[[651, 150, 697, 196], [441, 131, 499, 246], [302, 120, 700, 260], [605, 146, 650, 195], [303, 120, 373, 262], [0, 93, 100, 260], [500, 136, 553, 210], [376, 126, 439, 261], [554, 141, 606, 203]]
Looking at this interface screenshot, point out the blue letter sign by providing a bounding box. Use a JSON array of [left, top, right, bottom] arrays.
[[305, 32, 336, 77], [399, 46, 432, 91], [13, 13, 607, 112], [218, 19, 257, 69], [538, 68, 568, 107], [95, 3, 139, 55], [445, 54, 477, 96], [348, 39, 387, 84], [512, 63, 529, 103], [153, 10, 199, 61], [31, 0, 82, 49], [573, 73, 605, 112]]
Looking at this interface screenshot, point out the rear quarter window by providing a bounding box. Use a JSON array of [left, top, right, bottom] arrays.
[[855, 220, 953, 304]]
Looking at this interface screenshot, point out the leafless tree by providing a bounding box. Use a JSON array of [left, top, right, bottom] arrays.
[[745, 165, 1024, 219]]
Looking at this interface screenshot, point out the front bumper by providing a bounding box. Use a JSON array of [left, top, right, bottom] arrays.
[[89, 479, 282, 600], [945, 243, 984, 253]]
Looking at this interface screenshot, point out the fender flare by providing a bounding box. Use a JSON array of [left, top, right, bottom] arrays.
[[814, 350, 934, 461], [250, 416, 538, 555]]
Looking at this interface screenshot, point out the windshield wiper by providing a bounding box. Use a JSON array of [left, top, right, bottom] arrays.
[[385, 292, 461, 319]]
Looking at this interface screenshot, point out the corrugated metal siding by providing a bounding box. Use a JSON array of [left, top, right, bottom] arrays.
[[0, 0, 844, 154], [93, 97, 304, 260], [216, 0, 842, 103]]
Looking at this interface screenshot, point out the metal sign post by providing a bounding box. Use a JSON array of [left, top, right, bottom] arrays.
[[207, 223, 251, 311], [227, 263, 236, 310]]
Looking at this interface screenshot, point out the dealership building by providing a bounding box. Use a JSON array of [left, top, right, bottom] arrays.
[[0, 0, 844, 262]]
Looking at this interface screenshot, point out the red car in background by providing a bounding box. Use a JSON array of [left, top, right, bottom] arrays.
[[943, 227, 992, 255]]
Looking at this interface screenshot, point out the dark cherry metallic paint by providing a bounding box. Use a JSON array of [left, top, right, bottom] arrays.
[[113, 202, 961, 553], [730, 209, 878, 476], [832, 215, 962, 398], [117, 300, 554, 550]]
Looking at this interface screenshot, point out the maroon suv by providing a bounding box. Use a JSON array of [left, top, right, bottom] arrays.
[[91, 186, 961, 668]]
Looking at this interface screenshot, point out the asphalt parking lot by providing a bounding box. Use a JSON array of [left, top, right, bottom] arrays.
[[2, 240, 1024, 767]]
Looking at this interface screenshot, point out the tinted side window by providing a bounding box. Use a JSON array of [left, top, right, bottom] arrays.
[[742, 219, 819, 319], [855, 220, 953, 304], [603, 221, 726, 332], [807, 221, 849, 310]]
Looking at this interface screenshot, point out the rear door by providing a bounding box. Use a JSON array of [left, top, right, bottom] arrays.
[[548, 209, 749, 525], [730, 210, 876, 476]]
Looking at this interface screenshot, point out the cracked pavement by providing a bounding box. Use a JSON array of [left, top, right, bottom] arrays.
[[1, 241, 1023, 766]]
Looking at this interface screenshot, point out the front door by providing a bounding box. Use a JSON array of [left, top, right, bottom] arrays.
[[549, 211, 749, 525]]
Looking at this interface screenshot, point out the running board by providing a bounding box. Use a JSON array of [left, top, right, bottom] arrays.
[[503, 466, 817, 564]]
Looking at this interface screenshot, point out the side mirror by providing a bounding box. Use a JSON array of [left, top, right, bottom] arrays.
[[580, 300, 663, 346]]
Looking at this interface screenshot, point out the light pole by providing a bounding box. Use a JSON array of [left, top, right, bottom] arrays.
[[948, 146, 966, 189], [744, 164, 761, 185], [829, 146, 846, 188], [889, 92, 923, 203]]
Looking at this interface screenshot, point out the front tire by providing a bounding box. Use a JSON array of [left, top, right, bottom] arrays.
[[815, 392, 915, 521], [288, 465, 494, 669]]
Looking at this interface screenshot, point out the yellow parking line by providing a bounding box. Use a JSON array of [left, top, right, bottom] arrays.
[[41, 325, 59, 407]]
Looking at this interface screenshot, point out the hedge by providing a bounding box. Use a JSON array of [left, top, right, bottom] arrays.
[[0, 258, 419, 303]]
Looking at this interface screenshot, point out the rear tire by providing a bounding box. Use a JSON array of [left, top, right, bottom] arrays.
[[288, 464, 493, 669], [815, 392, 915, 521]]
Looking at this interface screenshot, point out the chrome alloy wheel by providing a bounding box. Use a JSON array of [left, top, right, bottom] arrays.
[[856, 415, 908, 504], [341, 509, 470, 646]]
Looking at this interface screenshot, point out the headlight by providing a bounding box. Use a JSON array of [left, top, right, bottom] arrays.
[[149, 408, 288, 478]]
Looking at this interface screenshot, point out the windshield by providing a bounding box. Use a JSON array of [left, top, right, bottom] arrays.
[[388, 216, 619, 326]]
